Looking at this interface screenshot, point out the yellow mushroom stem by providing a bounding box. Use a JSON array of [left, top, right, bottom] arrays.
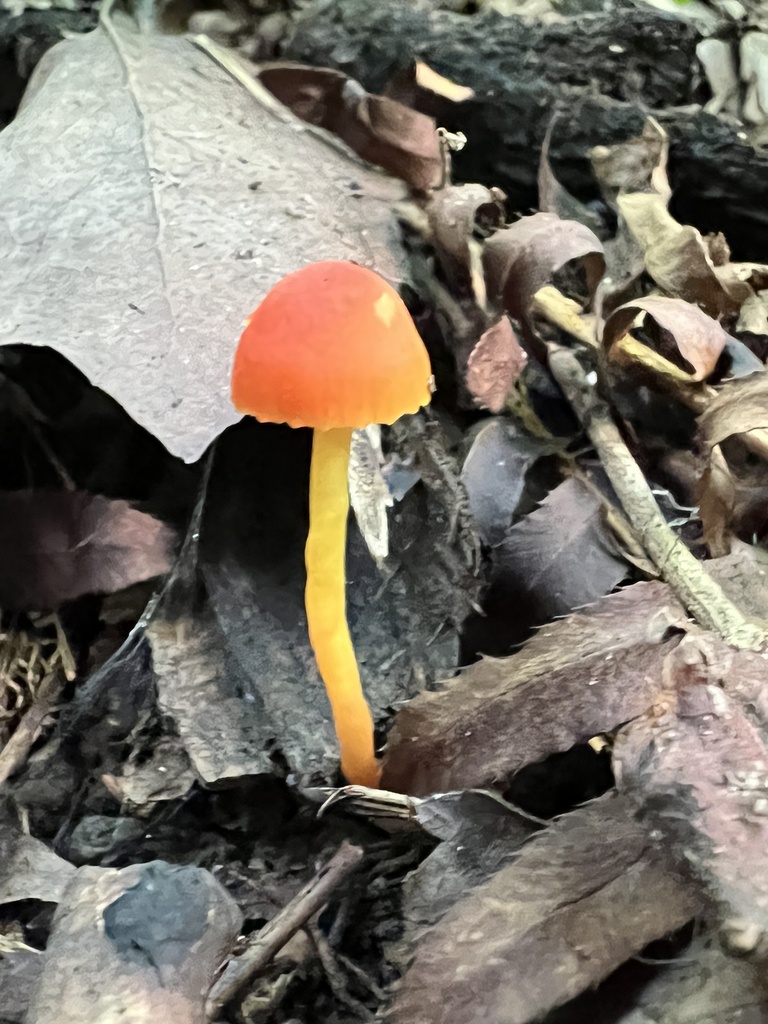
[[305, 426, 381, 788]]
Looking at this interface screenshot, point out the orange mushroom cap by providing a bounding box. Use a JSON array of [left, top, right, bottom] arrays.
[[231, 261, 432, 430]]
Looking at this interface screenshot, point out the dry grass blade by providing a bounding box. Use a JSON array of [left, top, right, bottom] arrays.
[[0, 616, 76, 788]]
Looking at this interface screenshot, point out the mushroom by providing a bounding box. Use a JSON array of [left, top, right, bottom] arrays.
[[231, 260, 433, 787]]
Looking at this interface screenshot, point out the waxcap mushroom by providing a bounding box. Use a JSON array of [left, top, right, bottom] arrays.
[[231, 260, 433, 429]]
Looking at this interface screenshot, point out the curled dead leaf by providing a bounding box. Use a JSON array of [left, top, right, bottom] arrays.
[[697, 373, 768, 554], [616, 192, 753, 318], [427, 183, 506, 297], [603, 296, 730, 383], [257, 62, 443, 191], [483, 213, 605, 342]]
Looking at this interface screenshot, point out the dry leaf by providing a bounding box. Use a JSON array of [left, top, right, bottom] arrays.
[[603, 296, 730, 383], [383, 582, 688, 795], [590, 117, 670, 207], [0, 491, 174, 610], [697, 373, 768, 552], [0, 809, 75, 906], [537, 124, 607, 237], [0, 12, 411, 463], [616, 192, 753, 318], [465, 317, 527, 412], [427, 183, 506, 295], [698, 371, 768, 447], [483, 212, 605, 336], [391, 790, 536, 966], [257, 62, 443, 191], [387, 793, 701, 1024], [26, 862, 241, 1024]]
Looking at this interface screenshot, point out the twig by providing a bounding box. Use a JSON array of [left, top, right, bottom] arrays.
[[548, 345, 768, 650], [205, 840, 364, 1018]]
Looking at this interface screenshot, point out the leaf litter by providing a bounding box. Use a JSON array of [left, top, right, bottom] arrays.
[[3, 3, 768, 1024]]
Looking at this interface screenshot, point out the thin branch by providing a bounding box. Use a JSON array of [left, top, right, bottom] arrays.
[[547, 344, 768, 650], [205, 840, 364, 1018]]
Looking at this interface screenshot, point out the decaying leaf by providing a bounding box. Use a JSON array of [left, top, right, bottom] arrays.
[[537, 124, 607, 237], [391, 790, 537, 965], [590, 117, 670, 206], [603, 295, 730, 383], [614, 650, 768, 954], [488, 475, 629, 628], [145, 416, 476, 787], [460, 418, 555, 546], [387, 793, 702, 1024], [0, 10, 412, 463], [465, 317, 527, 412], [257, 63, 443, 191], [698, 370, 768, 448], [594, 932, 768, 1024], [0, 491, 174, 610], [0, 809, 75, 906], [383, 582, 688, 795], [483, 212, 605, 336]]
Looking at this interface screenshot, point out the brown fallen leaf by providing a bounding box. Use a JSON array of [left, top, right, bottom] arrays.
[[603, 295, 730, 383], [0, 491, 174, 610], [382, 582, 688, 796], [26, 861, 241, 1024], [389, 790, 537, 967], [465, 317, 527, 412], [616, 192, 753, 318], [257, 62, 443, 191], [426, 183, 506, 297], [386, 793, 702, 1024], [483, 212, 605, 347], [614, 644, 768, 955], [537, 123, 607, 237]]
